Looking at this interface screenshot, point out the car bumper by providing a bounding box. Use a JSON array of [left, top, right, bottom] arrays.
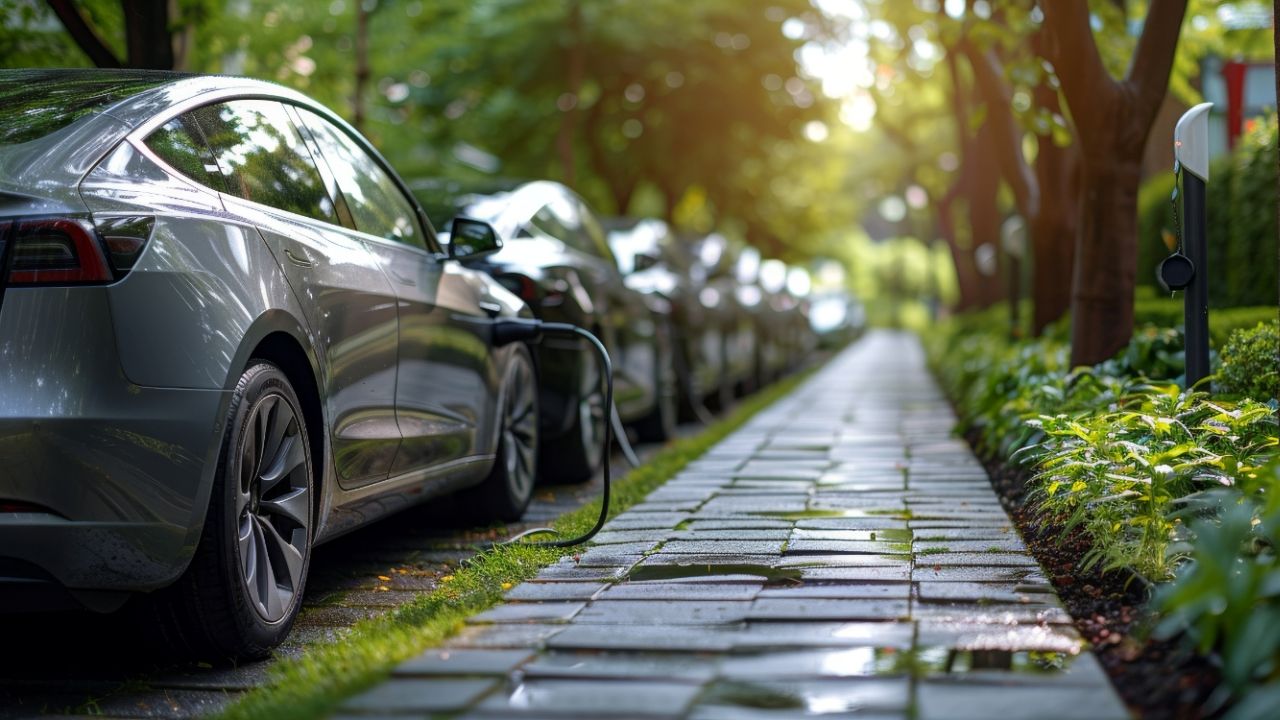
[[0, 286, 228, 597]]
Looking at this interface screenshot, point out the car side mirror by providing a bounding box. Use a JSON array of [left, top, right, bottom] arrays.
[[448, 217, 502, 260], [633, 252, 659, 272]]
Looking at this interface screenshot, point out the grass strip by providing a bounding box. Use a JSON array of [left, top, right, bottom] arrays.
[[218, 364, 819, 720]]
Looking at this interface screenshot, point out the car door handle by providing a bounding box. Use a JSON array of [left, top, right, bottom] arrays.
[[479, 301, 503, 318], [284, 248, 315, 268]]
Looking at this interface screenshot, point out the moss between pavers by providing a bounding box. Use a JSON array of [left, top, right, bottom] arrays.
[[217, 363, 821, 720]]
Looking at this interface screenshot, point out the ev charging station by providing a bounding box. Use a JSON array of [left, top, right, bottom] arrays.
[[1165, 102, 1214, 389]]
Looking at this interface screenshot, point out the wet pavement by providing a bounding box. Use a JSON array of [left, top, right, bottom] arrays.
[[0, 426, 685, 719], [336, 331, 1129, 719]]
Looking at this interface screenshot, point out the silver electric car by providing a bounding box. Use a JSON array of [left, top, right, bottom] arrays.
[[0, 70, 540, 659]]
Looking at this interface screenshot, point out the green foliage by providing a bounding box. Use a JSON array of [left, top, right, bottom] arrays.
[[1029, 388, 1276, 579], [933, 303, 1280, 715], [1227, 116, 1280, 307], [1219, 320, 1280, 401], [1133, 287, 1277, 348], [1155, 460, 1280, 718]]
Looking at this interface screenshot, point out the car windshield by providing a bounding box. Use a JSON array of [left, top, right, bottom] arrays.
[[0, 70, 181, 146]]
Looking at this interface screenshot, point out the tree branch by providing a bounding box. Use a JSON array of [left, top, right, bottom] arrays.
[[1125, 0, 1188, 118], [1038, 0, 1115, 141], [961, 42, 1040, 219], [46, 0, 121, 68]]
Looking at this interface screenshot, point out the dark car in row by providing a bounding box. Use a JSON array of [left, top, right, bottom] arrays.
[[421, 181, 677, 483]]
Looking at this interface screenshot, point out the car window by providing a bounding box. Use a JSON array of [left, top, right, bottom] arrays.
[[526, 203, 575, 244], [195, 99, 336, 224], [144, 113, 225, 192], [578, 203, 617, 266], [294, 108, 424, 249]]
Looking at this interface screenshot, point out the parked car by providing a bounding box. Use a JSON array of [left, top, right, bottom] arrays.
[[783, 265, 819, 370], [605, 219, 726, 419], [0, 70, 540, 660], [680, 232, 758, 404], [734, 247, 791, 387], [420, 181, 675, 482], [809, 289, 866, 348]]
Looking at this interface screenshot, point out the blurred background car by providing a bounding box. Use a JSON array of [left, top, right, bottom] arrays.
[[420, 180, 676, 483], [808, 289, 866, 349], [0, 70, 540, 659], [681, 232, 758, 406], [606, 219, 733, 421]]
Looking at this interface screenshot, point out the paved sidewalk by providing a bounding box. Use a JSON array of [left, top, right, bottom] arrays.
[[338, 331, 1129, 720]]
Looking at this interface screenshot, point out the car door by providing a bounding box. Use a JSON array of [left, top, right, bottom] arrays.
[[292, 106, 494, 481], [194, 99, 402, 488]]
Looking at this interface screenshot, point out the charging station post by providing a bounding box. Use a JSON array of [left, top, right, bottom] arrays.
[[1171, 102, 1213, 389]]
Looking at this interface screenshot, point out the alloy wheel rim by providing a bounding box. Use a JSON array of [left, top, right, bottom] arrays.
[[503, 358, 538, 499], [579, 358, 606, 468], [235, 393, 310, 624]]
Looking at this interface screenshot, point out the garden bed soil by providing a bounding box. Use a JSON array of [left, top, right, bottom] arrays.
[[971, 430, 1222, 720]]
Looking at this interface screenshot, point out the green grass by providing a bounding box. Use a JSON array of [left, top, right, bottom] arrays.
[[217, 366, 818, 720]]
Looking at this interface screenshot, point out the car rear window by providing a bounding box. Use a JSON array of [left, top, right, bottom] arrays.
[[0, 70, 182, 147]]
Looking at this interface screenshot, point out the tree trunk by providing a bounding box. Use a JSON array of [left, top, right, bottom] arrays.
[[1041, 0, 1187, 365], [123, 0, 174, 69], [969, 122, 1005, 308], [353, 1, 370, 131], [555, 0, 584, 188], [1030, 139, 1079, 334], [936, 187, 983, 312], [1070, 156, 1143, 365]]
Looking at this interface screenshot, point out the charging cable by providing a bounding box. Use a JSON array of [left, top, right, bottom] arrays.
[[611, 405, 641, 468], [490, 319, 615, 547]]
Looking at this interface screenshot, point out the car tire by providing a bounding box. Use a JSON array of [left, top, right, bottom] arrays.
[[542, 340, 606, 484], [462, 345, 539, 521], [155, 362, 314, 661], [633, 321, 678, 443]]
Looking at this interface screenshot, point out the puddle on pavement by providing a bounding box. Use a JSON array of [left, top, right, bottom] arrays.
[[750, 509, 910, 521], [789, 528, 914, 543], [625, 563, 804, 584], [699, 681, 806, 710], [913, 647, 1077, 675]]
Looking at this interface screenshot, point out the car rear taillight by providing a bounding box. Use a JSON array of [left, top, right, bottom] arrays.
[[496, 273, 539, 304], [1, 216, 152, 286]]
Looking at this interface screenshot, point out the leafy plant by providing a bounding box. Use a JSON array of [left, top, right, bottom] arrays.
[[1155, 459, 1280, 719], [1219, 320, 1280, 402], [1028, 389, 1276, 579]]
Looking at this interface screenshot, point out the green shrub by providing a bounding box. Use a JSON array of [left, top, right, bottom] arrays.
[[1133, 290, 1276, 348], [1155, 460, 1280, 719], [1219, 320, 1280, 401], [1227, 117, 1279, 307], [1028, 389, 1277, 579]]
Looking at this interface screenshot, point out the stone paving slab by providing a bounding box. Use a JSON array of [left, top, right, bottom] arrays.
[[342, 332, 1130, 719]]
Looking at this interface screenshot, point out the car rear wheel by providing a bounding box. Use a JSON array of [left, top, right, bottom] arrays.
[[463, 345, 539, 521], [542, 344, 606, 484], [156, 362, 313, 661]]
